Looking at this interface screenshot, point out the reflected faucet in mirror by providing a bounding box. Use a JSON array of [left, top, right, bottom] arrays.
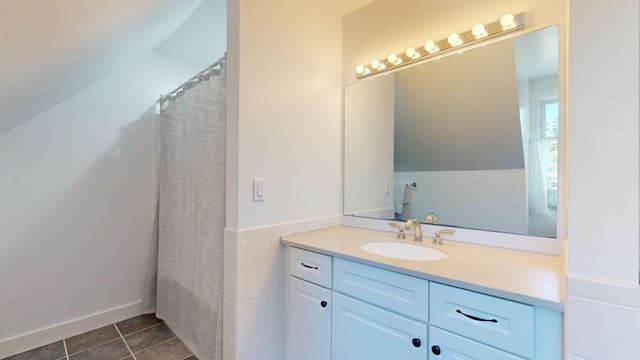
[[425, 212, 438, 224]]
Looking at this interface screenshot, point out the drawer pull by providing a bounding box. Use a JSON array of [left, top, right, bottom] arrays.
[[320, 300, 328, 308], [300, 262, 318, 270], [456, 309, 498, 323]]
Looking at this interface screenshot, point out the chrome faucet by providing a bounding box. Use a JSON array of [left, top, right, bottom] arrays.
[[405, 219, 422, 242], [433, 229, 455, 245]]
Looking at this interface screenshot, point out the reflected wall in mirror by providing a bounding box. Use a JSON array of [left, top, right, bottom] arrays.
[[344, 26, 559, 237]]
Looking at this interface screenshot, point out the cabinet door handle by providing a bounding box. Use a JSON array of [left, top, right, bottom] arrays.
[[320, 300, 328, 308], [456, 309, 498, 323], [431, 345, 441, 355], [300, 262, 318, 270], [411, 338, 421, 348]]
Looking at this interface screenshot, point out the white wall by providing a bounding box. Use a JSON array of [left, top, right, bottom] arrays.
[[224, 1, 354, 359], [0, 52, 203, 356], [229, 0, 345, 230], [566, 0, 640, 359], [344, 75, 395, 218]]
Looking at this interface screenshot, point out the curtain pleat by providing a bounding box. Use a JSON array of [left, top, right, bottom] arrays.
[[151, 68, 225, 360]]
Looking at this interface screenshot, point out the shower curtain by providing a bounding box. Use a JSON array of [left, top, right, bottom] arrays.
[[147, 67, 225, 360]]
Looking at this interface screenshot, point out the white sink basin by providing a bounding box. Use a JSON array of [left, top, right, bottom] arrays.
[[360, 241, 447, 261]]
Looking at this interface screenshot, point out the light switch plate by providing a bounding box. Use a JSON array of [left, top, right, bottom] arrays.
[[253, 178, 265, 202]]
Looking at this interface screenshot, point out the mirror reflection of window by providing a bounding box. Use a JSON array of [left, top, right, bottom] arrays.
[[543, 100, 559, 209], [526, 86, 558, 237]]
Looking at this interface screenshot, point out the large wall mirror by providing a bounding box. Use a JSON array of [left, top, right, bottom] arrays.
[[344, 26, 560, 238]]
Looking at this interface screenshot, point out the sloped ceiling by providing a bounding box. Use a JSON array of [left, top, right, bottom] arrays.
[[0, 0, 205, 136], [0, 0, 373, 137]]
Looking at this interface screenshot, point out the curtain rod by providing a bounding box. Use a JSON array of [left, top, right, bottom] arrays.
[[159, 53, 226, 103]]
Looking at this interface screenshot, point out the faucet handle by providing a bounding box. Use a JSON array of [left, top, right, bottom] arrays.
[[433, 228, 455, 245], [388, 222, 406, 239]]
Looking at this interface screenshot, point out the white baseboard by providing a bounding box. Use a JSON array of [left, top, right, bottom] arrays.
[[0, 301, 144, 359]]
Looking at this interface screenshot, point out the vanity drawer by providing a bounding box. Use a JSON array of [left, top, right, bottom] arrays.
[[333, 258, 429, 321], [429, 283, 533, 358], [289, 247, 332, 288], [429, 326, 526, 360]]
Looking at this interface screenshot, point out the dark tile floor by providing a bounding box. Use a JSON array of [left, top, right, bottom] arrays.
[[3, 314, 197, 360]]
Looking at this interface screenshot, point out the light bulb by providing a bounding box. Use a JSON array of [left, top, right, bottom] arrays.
[[371, 59, 381, 69], [405, 47, 419, 59], [387, 53, 401, 65], [447, 32, 462, 46], [355, 64, 365, 75], [424, 40, 439, 54], [472, 24, 487, 39], [501, 13, 516, 30]]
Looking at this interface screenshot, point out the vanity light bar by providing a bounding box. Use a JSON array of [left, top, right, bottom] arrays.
[[355, 13, 525, 78]]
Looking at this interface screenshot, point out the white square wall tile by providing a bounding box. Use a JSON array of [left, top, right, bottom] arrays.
[[224, 228, 240, 241], [270, 288, 285, 321], [223, 300, 244, 337], [256, 344, 284, 360], [270, 222, 296, 237], [225, 227, 248, 241], [240, 294, 273, 333], [246, 225, 272, 239], [223, 330, 237, 360], [271, 234, 284, 262], [239, 317, 285, 360], [224, 238, 247, 272], [224, 269, 247, 304], [246, 261, 284, 300], [263, 317, 285, 354], [247, 236, 272, 269], [272, 261, 285, 289]]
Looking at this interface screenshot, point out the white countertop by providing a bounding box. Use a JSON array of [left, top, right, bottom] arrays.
[[281, 225, 564, 311]]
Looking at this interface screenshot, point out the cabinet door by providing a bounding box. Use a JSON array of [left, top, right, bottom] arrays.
[[332, 292, 427, 360], [428, 326, 526, 360], [287, 277, 331, 360]]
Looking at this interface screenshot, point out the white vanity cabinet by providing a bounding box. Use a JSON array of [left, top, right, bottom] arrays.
[[286, 247, 333, 360], [428, 326, 526, 360], [285, 246, 562, 360], [429, 282, 533, 359], [332, 292, 427, 359], [428, 283, 562, 360], [332, 258, 429, 360]]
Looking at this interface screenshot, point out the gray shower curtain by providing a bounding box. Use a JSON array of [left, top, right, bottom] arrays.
[[147, 67, 225, 360]]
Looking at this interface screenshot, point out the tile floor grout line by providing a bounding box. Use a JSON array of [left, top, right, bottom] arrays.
[[114, 323, 137, 360], [129, 335, 178, 356], [120, 322, 164, 338], [63, 339, 70, 360], [65, 325, 122, 358]]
